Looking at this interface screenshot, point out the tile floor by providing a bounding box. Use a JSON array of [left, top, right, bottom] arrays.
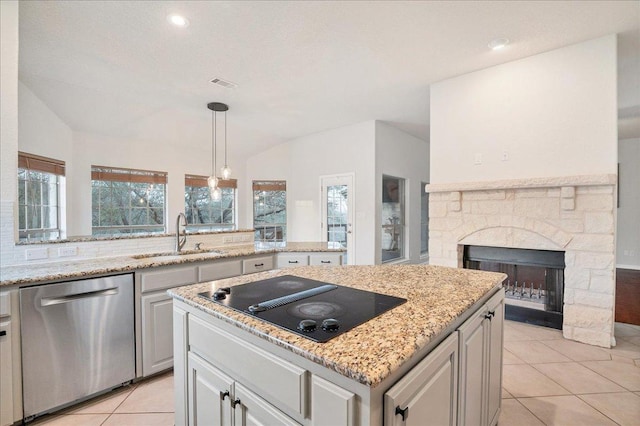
[[31, 321, 640, 426]]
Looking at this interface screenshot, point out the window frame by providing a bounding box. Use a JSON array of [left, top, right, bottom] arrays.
[[91, 165, 167, 236], [184, 174, 238, 232], [17, 152, 64, 242], [253, 180, 287, 243], [421, 181, 429, 256], [381, 174, 405, 263]]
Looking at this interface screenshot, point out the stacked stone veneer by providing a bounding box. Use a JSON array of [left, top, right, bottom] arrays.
[[427, 175, 617, 348]]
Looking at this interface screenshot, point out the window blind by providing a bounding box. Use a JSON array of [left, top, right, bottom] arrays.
[[185, 174, 237, 189], [18, 151, 65, 176], [91, 165, 167, 184]]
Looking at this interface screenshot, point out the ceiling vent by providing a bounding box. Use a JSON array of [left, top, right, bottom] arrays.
[[210, 78, 238, 89]]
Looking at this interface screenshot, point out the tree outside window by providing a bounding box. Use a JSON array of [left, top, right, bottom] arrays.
[[185, 174, 237, 232], [253, 181, 286, 242], [382, 175, 405, 262], [91, 166, 166, 236]]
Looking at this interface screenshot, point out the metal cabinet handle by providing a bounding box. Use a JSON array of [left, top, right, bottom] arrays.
[[320, 260, 331, 264], [484, 310, 495, 320], [0, 330, 6, 337], [232, 398, 242, 408], [41, 287, 118, 307], [395, 405, 409, 421], [288, 260, 299, 264], [220, 390, 229, 400], [255, 263, 264, 267]]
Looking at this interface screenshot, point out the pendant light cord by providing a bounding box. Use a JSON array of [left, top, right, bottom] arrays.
[[224, 111, 228, 166], [213, 110, 217, 175]]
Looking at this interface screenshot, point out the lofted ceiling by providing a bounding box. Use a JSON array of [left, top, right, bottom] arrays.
[[18, 1, 640, 161]]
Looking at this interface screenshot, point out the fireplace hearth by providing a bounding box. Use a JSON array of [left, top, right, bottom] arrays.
[[464, 245, 565, 329]]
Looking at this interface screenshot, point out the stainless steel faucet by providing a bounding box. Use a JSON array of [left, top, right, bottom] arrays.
[[175, 213, 187, 252]]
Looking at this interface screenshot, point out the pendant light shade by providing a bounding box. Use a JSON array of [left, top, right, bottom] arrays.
[[211, 186, 222, 201]]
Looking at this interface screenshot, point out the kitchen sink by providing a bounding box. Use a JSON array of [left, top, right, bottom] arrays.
[[131, 249, 224, 260]]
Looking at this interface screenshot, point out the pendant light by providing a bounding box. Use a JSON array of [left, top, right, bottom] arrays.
[[207, 102, 228, 200], [220, 108, 232, 179]]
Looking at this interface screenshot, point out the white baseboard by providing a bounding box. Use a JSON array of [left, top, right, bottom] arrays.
[[616, 264, 640, 271]]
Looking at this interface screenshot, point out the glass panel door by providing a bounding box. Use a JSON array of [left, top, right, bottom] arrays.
[[321, 174, 354, 264]]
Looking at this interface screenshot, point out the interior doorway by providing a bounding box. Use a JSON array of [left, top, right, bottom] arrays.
[[320, 174, 354, 265]]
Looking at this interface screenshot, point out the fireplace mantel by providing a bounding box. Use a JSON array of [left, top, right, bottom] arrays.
[[426, 174, 616, 193]]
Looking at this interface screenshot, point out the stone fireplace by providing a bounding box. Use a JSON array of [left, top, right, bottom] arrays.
[[427, 174, 617, 348]]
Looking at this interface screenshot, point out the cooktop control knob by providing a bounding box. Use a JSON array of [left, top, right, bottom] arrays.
[[298, 319, 317, 332], [322, 318, 340, 332], [213, 290, 227, 300]]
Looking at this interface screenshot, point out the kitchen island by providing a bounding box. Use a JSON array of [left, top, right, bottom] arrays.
[[169, 265, 506, 426]]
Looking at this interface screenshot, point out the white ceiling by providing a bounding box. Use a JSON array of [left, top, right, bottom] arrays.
[[18, 1, 640, 161]]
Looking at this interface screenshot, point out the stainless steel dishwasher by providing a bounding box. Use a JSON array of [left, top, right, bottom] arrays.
[[20, 274, 135, 419]]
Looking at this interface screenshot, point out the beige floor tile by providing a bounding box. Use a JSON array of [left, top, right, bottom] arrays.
[[503, 364, 571, 398], [503, 348, 527, 364], [607, 339, 640, 360], [615, 322, 640, 338], [504, 323, 536, 342], [519, 395, 618, 425], [31, 414, 109, 426], [497, 399, 544, 426], [612, 354, 637, 365], [619, 336, 640, 346], [581, 360, 640, 391], [66, 384, 135, 414], [504, 340, 571, 364], [102, 413, 174, 426], [539, 338, 612, 362], [115, 373, 174, 413], [579, 392, 640, 426], [508, 321, 564, 340], [502, 388, 514, 399], [532, 362, 626, 394]]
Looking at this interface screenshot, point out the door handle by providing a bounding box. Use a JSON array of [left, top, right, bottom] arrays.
[[232, 398, 242, 409], [40, 288, 119, 307]]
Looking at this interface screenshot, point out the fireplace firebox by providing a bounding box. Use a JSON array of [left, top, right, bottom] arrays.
[[464, 245, 565, 329]]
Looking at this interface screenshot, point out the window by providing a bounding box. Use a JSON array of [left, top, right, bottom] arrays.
[[18, 152, 64, 241], [185, 175, 237, 232], [381, 175, 405, 262], [421, 182, 429, 255], [91, 165, 167, 236], [253, 181, 286, 242]]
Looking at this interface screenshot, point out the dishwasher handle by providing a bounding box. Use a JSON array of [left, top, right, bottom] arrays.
[[40, 287, 119, 307]]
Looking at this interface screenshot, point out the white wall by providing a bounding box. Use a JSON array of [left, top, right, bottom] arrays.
[[617, 138, 640, 269], [0, 1, 20, 265], [375, 122, 429, 264], [244, 121, 377, 264], [430, 35, 618, 184]]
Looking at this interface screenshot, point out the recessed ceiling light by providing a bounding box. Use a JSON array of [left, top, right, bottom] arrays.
[[488, 38, 510, 50], [168, 14, 190, 28]]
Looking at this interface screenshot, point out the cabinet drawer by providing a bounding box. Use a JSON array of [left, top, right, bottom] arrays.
[[199, 259, 243, 282], [309, 253, 342, 266], [276, 254, 309, 269], [140, 265, 198, 293], [242, 256, 274, 274], [189, 315, 307, 418]]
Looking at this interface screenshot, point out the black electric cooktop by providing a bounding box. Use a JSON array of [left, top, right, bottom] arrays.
[[198, 275, 406, 343]]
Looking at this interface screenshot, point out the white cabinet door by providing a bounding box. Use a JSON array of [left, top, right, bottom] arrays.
[[0, 320, 13, 426], [457, 306, 488, 426], [234, 382, 300, 426], [142, 291, 174, 376], [384, 332, 459, 426], [457, 289, 505, 426], [486, 292, 504, 426], [311, 376, 355, 426], [187, 352, 234, 426]]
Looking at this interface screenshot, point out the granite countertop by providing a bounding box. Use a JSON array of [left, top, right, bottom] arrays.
[[0, 242, 344, 287], [169, 265, 506, 387]]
